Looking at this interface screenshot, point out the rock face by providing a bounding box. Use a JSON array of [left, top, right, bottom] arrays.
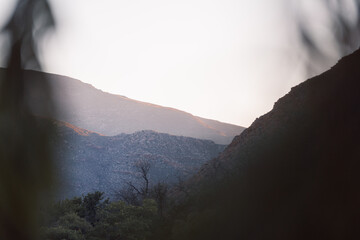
[[3, 69, 245, 144], [53, 120, 225, 199], [188, 49, 360, 238]]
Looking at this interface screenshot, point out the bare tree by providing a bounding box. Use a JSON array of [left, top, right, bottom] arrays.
[[116, 183, 141, 206], [134, 159, 151, 198], [117, 159, 152, 204]]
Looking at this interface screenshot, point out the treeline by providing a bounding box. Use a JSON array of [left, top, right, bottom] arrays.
[[40, 191, 158, 240], [39, 159, 180, 240], [39, 172, 239, 240]]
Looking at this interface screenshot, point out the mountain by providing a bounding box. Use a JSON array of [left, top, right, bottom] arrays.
[[197, 49, 360, 183], [0, 68, 244, 144], [52, 120, 225, 199], [172, 49, 360, 239]]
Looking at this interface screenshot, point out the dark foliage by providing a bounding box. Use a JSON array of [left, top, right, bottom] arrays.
[[79, 191, 108, 226]]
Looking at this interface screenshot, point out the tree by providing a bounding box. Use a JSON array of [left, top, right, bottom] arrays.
[[40, 226, 85, 240], [134, 159, 152, 198], [89, 199, 157, 240], [116, 184, 141, 206], [150, 182, 169, 218], [57, 213, 92, 234], [79, 191, 108, 226], [41, 197, 83, 227], [118, 159, 152, 204]]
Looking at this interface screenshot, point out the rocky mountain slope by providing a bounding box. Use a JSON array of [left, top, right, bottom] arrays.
[[0, 68, 245, 144], [180, 49, 360, 239], [52, 120, 225, 199]]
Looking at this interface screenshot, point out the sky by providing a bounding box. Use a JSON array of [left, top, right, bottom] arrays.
[[0, 0, 341, 127]]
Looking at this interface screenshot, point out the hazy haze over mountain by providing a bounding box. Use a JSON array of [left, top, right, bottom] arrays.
[[17, 70, 245, 144]]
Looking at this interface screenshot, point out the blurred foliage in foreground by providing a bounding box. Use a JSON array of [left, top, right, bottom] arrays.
[[0, 0, 56, 240], [291, 0, 360, 74]]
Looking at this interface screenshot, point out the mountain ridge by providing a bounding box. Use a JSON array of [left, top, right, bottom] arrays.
[[174, 48, 360, 239], [0, 68, 245, 144], [51, 118, 225, 199], [196, 48, 360, 180]]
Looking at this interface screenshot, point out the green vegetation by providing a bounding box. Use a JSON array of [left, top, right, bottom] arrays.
[[40, 192, 158, 240]]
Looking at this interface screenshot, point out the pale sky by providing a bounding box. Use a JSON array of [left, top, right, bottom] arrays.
[[0, 0, 339, 127]]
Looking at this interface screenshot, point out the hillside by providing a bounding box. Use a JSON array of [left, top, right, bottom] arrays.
[[197, 48, 360, 183], [52, 120, 225, 199], [170, 49, 360, 239], [0, 69, 245, 144]]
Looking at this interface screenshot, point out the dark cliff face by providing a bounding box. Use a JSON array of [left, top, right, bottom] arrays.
[[188, 49, 360, 239], [53, 120, 225, 200]]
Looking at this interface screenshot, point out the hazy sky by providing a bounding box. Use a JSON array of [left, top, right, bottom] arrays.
[[0, 0, 334, 127]]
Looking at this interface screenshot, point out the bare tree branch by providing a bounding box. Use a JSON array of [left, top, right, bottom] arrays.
[[134, 159, 151, 198]]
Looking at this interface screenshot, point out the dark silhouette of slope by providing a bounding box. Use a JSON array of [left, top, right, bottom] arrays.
[[51, 119, 225, 200], [0, 68, 244, 144], [170, 49, 360, 240]]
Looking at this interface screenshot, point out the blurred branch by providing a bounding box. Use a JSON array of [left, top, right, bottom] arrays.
[[290, 0, 360, 74], [0, 0, 56, 240]]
